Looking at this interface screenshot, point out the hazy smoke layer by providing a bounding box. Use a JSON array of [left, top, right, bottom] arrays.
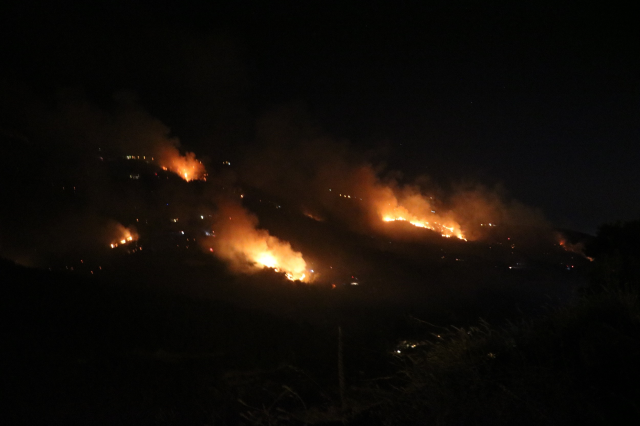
[[0, 86, 207, 264], [0, 85, 205, 173], [241, 105, 550, 242], [0, 88, 551, 273]]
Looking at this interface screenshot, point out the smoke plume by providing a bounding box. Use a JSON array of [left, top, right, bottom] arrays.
[[202, 199, 309, 281], [240, 105, 551, 243]]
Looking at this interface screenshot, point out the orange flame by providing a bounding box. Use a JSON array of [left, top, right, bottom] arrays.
[[110, 224, 138, 248], [127, 149, 206, 182], [155, 145, 206, 182], [205, 203, 310, 282], [375, 188, 466, 240], [165, 151, 206, 182]]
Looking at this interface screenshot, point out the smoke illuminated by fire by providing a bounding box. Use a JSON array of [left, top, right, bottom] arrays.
[[127, 150, 207, 182], [382, 216, 465, 239], [328, 167, 468, 239], [375, 189, 466, 240], [558, 236, 594, 261], [204, 202, 310, 282], [0, 96, 553, 272], [159, 148, 207, 182], [110, 224, 138, 248], [239, 106, 553, 246], [303, 210, 324, 222]]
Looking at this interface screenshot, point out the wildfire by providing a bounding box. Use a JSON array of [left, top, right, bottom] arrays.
[[150, 145, 207, 182], [126, 151, 207, 182], [382, 216, 466, 239], [225, 237, 309, 281], [254, 250, 307, 281], [206, 203, 311, 282], [164, 151, 206, 182], [376, 190, 467, 240], [256, 252, 278, 268], [109, 224, 138, 248]]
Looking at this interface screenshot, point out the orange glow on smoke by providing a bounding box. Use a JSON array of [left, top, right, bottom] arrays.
[[557, 235, 593, 261], [256, 252, 278, 269], [110, 224, 138, 248], [228, 236, 309, 282], [253, 250, 307, 281], [163, 151, 206, 182], [376, 189, 466, 240], [127, 150, 206, 182], [206, 203, 310, 282], [302, 210, 324, 222], [382, 216, 466, 239]]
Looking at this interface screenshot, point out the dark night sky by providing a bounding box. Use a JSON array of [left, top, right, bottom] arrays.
[[1, 1, 638, 234]]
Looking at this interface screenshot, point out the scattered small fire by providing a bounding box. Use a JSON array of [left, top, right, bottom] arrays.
[[110, 224, 138, 248], [126, 151, 207, 182]]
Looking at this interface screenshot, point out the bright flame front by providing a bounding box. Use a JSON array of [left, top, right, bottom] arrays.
[[253, 249, 308, 281], [206, 203, 310, 282], [377, 190, 466, 240], [382, 216, 466, 240]]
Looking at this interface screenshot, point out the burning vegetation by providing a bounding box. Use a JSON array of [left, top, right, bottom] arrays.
[[126, 151, 207, 182], [374, 189, 466, 240], [109, 224, 138, 249], [203, 202, 310, 282], [157, 147, 207, 182], [238, 106, 554, 247], [0, 93, 553, 281]]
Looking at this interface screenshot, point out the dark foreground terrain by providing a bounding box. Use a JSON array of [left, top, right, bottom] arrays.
[[2, 221, 639, 425]]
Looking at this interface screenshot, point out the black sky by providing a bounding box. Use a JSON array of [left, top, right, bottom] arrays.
[[1, 1, 638, 233]]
